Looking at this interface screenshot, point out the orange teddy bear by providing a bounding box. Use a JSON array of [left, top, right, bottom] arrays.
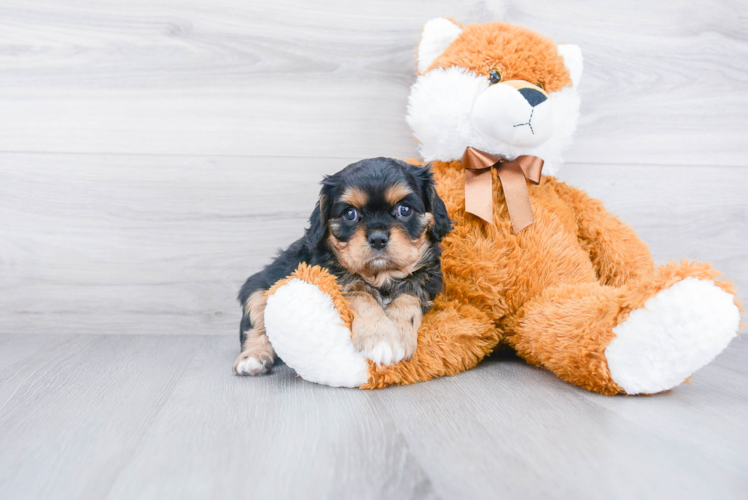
[[261, 19, 742, 395]]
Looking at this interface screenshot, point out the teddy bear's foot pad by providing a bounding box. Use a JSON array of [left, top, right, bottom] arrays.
[[264, 279, 369, 388], [605, 278, 740, 395]]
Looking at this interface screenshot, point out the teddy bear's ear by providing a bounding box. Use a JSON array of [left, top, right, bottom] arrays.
[[417, 18, 463, 73], [558, 44, 583, 87]]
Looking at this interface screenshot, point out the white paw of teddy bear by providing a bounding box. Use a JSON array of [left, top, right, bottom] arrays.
[[605, 278, 740, 394], [263, 278, 369, 388]]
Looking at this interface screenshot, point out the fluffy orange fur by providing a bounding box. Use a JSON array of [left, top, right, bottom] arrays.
[[425, 21, 572, 92]]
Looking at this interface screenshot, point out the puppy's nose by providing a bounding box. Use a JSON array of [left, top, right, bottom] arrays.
[[368, 231, 389, 250], [518, 87, 547, 107]]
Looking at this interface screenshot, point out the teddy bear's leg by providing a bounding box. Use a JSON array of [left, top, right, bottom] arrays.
[[363, 297, 501, 388], [506, 261, 741, 395], [263, 264, 500, 388]]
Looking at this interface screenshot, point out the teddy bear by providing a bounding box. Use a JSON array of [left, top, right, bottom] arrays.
[[259, 18, 742, 395]]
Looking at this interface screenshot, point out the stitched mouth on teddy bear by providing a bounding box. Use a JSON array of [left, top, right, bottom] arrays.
[[513, 107, 537, 135]]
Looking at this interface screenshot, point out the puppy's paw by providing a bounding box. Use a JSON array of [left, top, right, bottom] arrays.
[[384, 295, 421, 362], [233, 350, 274, 376], [352, 318, 406, 366], [398, 329, 417, 362], [365, 338, 406, 365]]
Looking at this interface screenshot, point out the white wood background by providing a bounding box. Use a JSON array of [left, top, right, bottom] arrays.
[[0, 0, 746, 335]]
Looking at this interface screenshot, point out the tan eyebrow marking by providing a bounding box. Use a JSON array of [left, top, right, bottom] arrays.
[[384, 183, 413, 206], [339, 187, 368, 208]]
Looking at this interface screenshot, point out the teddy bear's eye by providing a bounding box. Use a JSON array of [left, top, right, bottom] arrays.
[[536, 81, 545, 90], [488, 69, 502, 84]]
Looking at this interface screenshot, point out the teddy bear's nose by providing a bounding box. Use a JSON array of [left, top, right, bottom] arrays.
[[518, 87, 547, 107]]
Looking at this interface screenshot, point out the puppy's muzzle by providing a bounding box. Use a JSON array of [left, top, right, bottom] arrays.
[[368, 230, 389, 250]]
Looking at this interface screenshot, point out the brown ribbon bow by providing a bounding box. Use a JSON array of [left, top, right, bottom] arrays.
[[461, 146, 544, 234]]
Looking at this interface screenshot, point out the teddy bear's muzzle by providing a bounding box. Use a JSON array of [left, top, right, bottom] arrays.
[[471, 80, 554, 148]]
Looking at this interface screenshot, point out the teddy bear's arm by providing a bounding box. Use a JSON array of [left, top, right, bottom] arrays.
[[263, 264, 501, 388], [551, 180, 654, 286], [363, 297, 500, 388]]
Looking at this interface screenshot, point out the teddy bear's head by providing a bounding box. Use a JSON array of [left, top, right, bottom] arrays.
[[406, 18, 583, 175]]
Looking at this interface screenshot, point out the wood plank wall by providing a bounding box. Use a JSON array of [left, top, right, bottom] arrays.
[[1, 0, 746, 335]]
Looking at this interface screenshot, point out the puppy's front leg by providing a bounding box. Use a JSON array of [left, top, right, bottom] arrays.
[[234, 290, 276, 376], [384, 294, 422, 362], [349, 292, 407, 365]]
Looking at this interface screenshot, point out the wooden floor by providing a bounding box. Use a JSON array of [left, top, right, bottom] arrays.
[[1, 0, 748, 498], [0, 334, 746, 499]]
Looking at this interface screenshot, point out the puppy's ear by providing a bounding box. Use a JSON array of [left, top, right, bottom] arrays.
[[427, 184, 452, 242], [305, 197, 327, 250], [304, 174, 338, 251], [409, 163, 452, 241]]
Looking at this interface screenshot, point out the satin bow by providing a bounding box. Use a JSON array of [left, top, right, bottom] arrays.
[[461, 147, 544, 234]]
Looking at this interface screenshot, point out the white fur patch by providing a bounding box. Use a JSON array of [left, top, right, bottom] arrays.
[[417, 18, 463, 74], [606, 278, 740, 395], [406, 67, 579, 176], [365, 340, 405, 366], [264, 279, 369, 388], [234, 356, 269, 376], [558, 44, 583, 88]]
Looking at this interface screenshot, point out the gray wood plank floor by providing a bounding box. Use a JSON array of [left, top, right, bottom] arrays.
[[0, 334, 746, 500], [1, 0, 747, 498]]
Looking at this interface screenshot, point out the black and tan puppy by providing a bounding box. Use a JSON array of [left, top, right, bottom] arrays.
[[234, 157, 451, 376]]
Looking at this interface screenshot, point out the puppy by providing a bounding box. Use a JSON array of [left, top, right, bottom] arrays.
[[233, 157, 452, 376]]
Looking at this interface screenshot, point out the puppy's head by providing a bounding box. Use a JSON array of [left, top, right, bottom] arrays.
[[306, 158, 451, 285]]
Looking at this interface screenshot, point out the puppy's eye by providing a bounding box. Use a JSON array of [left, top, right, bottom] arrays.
[[343, 207, 358, 222], [394, 204, 413, 219], [488, 69, 502, 85]]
